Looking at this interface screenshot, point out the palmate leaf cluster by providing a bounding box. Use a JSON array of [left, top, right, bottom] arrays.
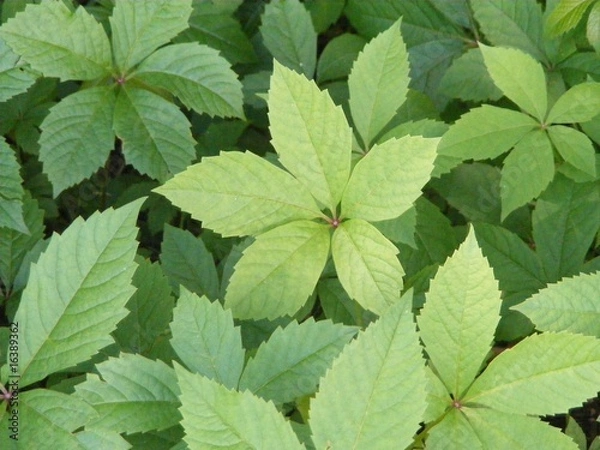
[[0, 0, 600, 449]]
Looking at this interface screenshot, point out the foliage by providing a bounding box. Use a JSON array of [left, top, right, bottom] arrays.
[[0, 0, 599, 448]]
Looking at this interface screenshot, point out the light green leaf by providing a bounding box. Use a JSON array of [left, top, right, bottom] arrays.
[[588, 2, 600, 53], [268, 62, 352, 211], [0, 37, 36, 102], [316, 33, 367, 84], [310, 294, 426, 449], [260, 0, 316, 77], [437, 105, 538, 160], [342, 136, 438, 222], [225, 220, 330, 320], [546, 0, 596, 36], [175, 364, 304, 450], [471, 0, 546, 62], [39, 86, 116, 196], [348, 20, 409, 147], [160, 225, 219, 300], [75, 430, 131, 450], [426, 408, 481, 449], [332, 219, 404, 315], [532, 174, 600, 281], [480, 44, 548, 121], [154, 151, 322, 237], [170, 289, 244, 390], [548, 125, 596, 177], [418, 228, 501, 397], [466, 332, 600, 415], [74, 353, 181, 433], [20, 389, 97, 449], [0, 1, 111, 80], [513, 271, 600, 337], [546, 82, 600, 124], [500, 129, 554, 220], [109, 0, 193, 72], [239, 318, 356, 404], [133, 42, 244, 118], [0, 138, 27, 233], [113, 86, 196, 183], [13, 199, 143, 387]]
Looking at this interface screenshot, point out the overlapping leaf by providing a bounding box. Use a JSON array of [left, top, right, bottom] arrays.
[[0, 37, 36, 102], [546, 82, 600, 124], [0, 138, 27, 233]]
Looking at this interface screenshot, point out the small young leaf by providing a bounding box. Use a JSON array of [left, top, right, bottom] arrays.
[[332, 219, 404, 314], [39, 86, 117, 196], [0, 1, 111, 81], [133, 42, 244, 118], [0, 37, 36, 102], [480, 44, 548, 122], [109, 0, 193, 72], [348, 20, 409, 147], [154, 151, 322, 237], [546, 82, 600, 124], [547, 125, 596, 177], [310, 294, 426, 449], [341, 136, 438, 222], [418, 227, 501, 397], [260, 0, 316, 77], [170, 289, 244, 390], [175, 364, 304, 449], [238, 318, 356, 404], [225, 220, 330, 320], [268, 62, 352, 212]]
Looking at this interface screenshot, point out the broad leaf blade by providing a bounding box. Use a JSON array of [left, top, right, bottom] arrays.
[[110, 0, 193, 72], [133, 42, 244, 118], [480, 44, 547, 121], [238, 318, 356, 404], [513, 271, 600, 337], [13, 199, 143, 387], [0, 1, 111, 80], [39, 86, 116, 196], [465, 332, 600, 416], [310, 294, 426, 449], [348, 20, 409, 147], [548, 125, 596, 177], [418, 228, 501, 397], [546, 82, 600, 124], [546, 0, 596, 36], [0, 138, 27, 233], [74, 354, 181, 434], [341, 136, 438, 222], [154, 151, 322, 237], [0, 37, 36, 102], [332, 219, 404, 315], [175, 364, 304, 449], [225, 220, 330, 320], [170, 289, 244, 390], [113, 86, 196, 183], [268, 62, 352, 211]]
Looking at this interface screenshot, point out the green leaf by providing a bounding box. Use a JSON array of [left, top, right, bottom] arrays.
[[0, 37, 36, 102], [546, 82, 600, 124], [260, 0, 316, 77], [113, 86, 196, 183], [480, 44, 548, 121], [548, 125, 596, 177], [76, 430, 131, 450], [0, 1, 111, 80], [471, 0, 546, 62], [546, 0, 596, 36], [305, 0, 345, 33], [160, 225, 219, 300], [588, 2, 600, 53], [239, 318, 356, 404], [109, 0, 193, 72], [310, 294, 426, 449], [268, 62, 352, 211], [0, 138, 27, 233], [20, 389, 97, 449], [317, 277, 377, 327], [332, 219, 404, 315], [342, 136, 438, 222], [154, 151, 322, 237], [500, 129, 554, 220], [418, 228, 501, 397], [225, 220, 330, 320], [74, 353, 181, 433], [348, 20, 409, 147], [465, 332, 600, 416], [513, 271, 600, 337], [13, 199, 143, 387], [437, 105, 538, 160], [170, 289, 244, 390], [133, 42, 244, 118], [175, 364, 304, 449], [39, 86, 116, 196], [316, 33, 366, 84], [373, 206, 418, 248]]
